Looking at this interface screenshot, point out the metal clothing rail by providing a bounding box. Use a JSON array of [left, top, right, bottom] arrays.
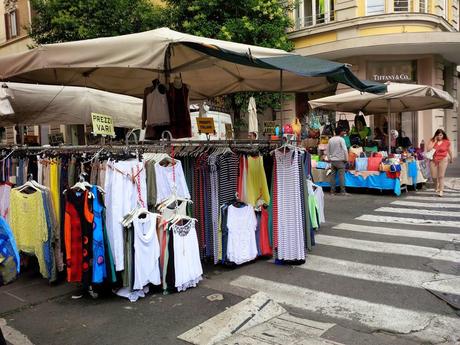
[[0, 139, 285, 152]]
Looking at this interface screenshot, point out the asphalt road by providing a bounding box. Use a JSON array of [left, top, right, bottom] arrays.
[[1, 177, 460, 345]]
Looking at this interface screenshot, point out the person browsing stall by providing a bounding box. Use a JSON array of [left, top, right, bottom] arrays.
[[327, 127, 349, 195], [427, 129, 453, 197]]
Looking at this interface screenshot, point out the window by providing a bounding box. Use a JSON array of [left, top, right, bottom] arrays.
[[394, 0, 409, 12], [419, 0, 428, 13], [294, 0, 335, 29], [366, 0, 385, 15], [4, 10, 19, 40]]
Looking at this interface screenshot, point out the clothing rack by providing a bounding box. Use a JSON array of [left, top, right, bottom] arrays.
[[0, 140, 284, 153]]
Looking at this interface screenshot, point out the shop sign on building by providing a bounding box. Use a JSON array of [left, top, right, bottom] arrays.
[[367, 61, 417, 83], [91, 113, 115, 137]]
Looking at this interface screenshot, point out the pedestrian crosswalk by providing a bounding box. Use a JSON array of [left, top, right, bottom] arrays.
[[229, 186, 460, 344]]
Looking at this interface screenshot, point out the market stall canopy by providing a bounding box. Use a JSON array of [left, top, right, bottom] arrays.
[[308, 82, 454, 114], [0, 27, 385, 100], [0, 82, 142, 127]]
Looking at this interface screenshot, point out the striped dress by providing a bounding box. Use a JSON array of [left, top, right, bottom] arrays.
[[275, 150, 306, 261]]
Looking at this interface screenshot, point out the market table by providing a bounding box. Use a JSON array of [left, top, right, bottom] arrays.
[[314, 170, 402, 195]]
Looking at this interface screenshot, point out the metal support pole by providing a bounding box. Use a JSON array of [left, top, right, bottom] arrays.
[[280, 70, 284, 131], [387, 99, 391, 153]]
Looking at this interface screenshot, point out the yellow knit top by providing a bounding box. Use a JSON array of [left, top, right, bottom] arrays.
[[246, 156, 270, 206], [9, 189, 49, 278]]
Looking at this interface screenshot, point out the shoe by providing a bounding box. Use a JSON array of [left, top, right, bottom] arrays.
[[326, 169, 332, 176], [339, 192, 351, 196], [438, 191, 443, 197]]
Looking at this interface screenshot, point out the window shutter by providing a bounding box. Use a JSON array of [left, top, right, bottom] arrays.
[[4, 13, 10, 40], [15, 9, 20, 37]]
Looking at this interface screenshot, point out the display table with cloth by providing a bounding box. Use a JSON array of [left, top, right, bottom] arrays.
[[312, 168, 401, 195]]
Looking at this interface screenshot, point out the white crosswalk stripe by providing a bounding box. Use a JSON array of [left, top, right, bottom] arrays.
[[356, 214, 460, 227], [333, 223, 460, 242], [376, 206, 460, 218], [230, 184, 460, 344], [404, 195, 460, 202], [391, 200, 460, 209], [413, 191, 460, 196], [424, 188, 460, 193], [298, 255, 458, 291], [231, 275, 460, 343], [314, 234, 460, 263]]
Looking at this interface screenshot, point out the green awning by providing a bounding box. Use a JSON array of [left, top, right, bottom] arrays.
[[183, 42, 386, 94]]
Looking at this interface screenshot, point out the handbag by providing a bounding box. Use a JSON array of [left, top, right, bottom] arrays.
[[322, 123, 334, 136], [318, 143, 328, 151], [349, 134, 362, 146], [343, 135, 351, 148], [316, 161, 330, 169], [302, 138, 318, 149], [292, 118, 301, 136], [425, 148, 436, 160], [349, 145, 363, 156], [355, 154, 368, 172], [367, 153, 383, 171], [337, 115, 350, 132], [308, 128, 320, 139], [379, 163, 391, 172], [364, 146, 378, 153], [390, 164, 402, 172]]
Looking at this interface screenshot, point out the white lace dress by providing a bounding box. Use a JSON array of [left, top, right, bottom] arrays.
[[171, 219, 203, 292]]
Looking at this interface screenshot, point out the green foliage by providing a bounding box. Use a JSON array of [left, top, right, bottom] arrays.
[[164, 0, 294, 51], [28, 0, 164, 45], [163, 0, 295, 120]]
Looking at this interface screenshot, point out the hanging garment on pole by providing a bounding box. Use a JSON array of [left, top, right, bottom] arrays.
[[274, 150, 306, 261], [248, 96, 258, 136]]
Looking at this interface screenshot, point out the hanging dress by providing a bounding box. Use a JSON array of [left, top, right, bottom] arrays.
[[171, 219, 203, 292], [275, 150, 305, 261]]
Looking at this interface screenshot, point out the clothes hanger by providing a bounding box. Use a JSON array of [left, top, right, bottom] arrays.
[[14, 174, 41, 193]]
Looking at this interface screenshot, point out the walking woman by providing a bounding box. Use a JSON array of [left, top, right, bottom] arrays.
[[427, 129, 453, 197]]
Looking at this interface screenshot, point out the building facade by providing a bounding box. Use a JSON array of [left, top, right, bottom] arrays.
[[289, 0, 460, 156]]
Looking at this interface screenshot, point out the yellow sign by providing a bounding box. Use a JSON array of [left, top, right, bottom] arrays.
[[263, 121, 278, 135], [91, 113, 115, 137], [196, 117, 216, 135], [225, 123, 233, 139]]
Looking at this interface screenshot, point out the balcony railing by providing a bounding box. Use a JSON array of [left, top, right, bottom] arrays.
[[292, 0, 439, 31], [294, 12, 335, 30]]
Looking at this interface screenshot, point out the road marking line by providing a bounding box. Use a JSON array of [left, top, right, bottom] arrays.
[[391, 200, 460, 209], [376, 207, 460, 218], [424, 188, 460, 193], [333, 223, 460, 242], [299, 255, 458, 291], [405, 196, 460, 202], [356, 214, 460, 227], [231, 275, 460, 343], [315, 234, 460, 263], [177, 292, 286, 345], [0, 319, 34, 345], [414, 191, 460, 196]]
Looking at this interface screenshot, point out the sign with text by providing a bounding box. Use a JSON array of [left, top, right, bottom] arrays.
[[91, 113, 115, 137], [367, 60, 417, 83], [48, 133, 64, 146], [196, 117, 216, 134], [263, 121, 278, 135], [225, 123, 233, 139]]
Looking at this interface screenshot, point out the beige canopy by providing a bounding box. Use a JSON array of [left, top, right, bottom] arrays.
[[0, 28, 385, 100], [308, 82, 454, 114], [0, 82, 142, 127], [309, 82, 455, 149]]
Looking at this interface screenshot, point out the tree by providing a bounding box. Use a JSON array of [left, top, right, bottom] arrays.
[[28, 0, 164, 45], [163, 0, 295, 130]]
